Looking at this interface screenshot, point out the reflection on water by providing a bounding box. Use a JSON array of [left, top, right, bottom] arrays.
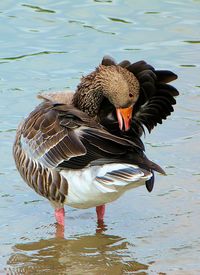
[[6, 224, 148, 275]]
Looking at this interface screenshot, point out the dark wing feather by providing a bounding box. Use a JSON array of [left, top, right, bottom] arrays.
[[155, 70, 178, 84], [21, 100, 161, 175], [127, 60, 155, 74], [118, 60, 131, 68], [101, 55, 116, 66], [58, 125, 144, 170], [127, 60, 178, 134]]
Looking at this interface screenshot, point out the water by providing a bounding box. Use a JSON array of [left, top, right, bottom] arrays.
[[0, 0, 200, 274]]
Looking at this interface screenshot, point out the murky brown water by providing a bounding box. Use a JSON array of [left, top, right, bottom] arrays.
[[1, 0, 200, 274]]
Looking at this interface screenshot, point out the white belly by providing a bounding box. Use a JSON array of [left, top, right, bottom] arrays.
[[60, 164, 151, 209]]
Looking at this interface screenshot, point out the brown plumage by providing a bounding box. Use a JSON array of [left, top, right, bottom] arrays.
[[73, 65, 140, 116], [13, 55, 179, 226]]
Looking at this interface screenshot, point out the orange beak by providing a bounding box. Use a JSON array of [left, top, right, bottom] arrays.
[[116, 106, 133, 131]]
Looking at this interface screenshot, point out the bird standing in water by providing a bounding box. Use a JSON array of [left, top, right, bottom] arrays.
[[13, 56, 179, 228]]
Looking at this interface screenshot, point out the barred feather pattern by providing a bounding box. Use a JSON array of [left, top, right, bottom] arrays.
[[13, 124, 68, 207]]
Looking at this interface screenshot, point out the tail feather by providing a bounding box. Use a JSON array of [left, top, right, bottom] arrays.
[[145, 170, 155, 192]]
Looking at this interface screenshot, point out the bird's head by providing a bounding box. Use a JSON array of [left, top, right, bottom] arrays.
[[96, 65, 140, 131]]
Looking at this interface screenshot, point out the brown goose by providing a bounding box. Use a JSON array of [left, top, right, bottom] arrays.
[[13, 56, 179, 227]]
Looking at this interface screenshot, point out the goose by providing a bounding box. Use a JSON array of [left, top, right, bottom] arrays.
[[13, 56, 179, 227]]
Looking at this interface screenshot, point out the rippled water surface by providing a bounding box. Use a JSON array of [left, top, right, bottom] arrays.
[[1, 0, 200, 274]]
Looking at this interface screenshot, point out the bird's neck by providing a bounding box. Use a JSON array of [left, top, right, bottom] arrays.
[[73, 71, 104, 117]]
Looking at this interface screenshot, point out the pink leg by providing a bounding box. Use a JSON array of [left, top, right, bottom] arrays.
[[56, 223, 65, 238], [55, 208, 65, 226], [96, 205, 105, 221]]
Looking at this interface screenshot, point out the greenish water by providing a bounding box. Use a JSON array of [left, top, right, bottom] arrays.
[[0, 0, 200, 274]]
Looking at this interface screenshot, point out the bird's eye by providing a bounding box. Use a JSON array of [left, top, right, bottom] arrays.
[[129, 93, 133, 98]]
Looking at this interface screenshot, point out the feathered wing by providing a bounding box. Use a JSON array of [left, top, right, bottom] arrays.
[[126, 60, 179, 136], [18, 100, 164, 195], [20, 102, 87, 169], [101, 56, 179, 137], [20, 100, 155, 171]]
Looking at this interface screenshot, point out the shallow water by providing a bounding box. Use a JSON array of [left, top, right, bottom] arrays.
[[0, 0, 200, 274]]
